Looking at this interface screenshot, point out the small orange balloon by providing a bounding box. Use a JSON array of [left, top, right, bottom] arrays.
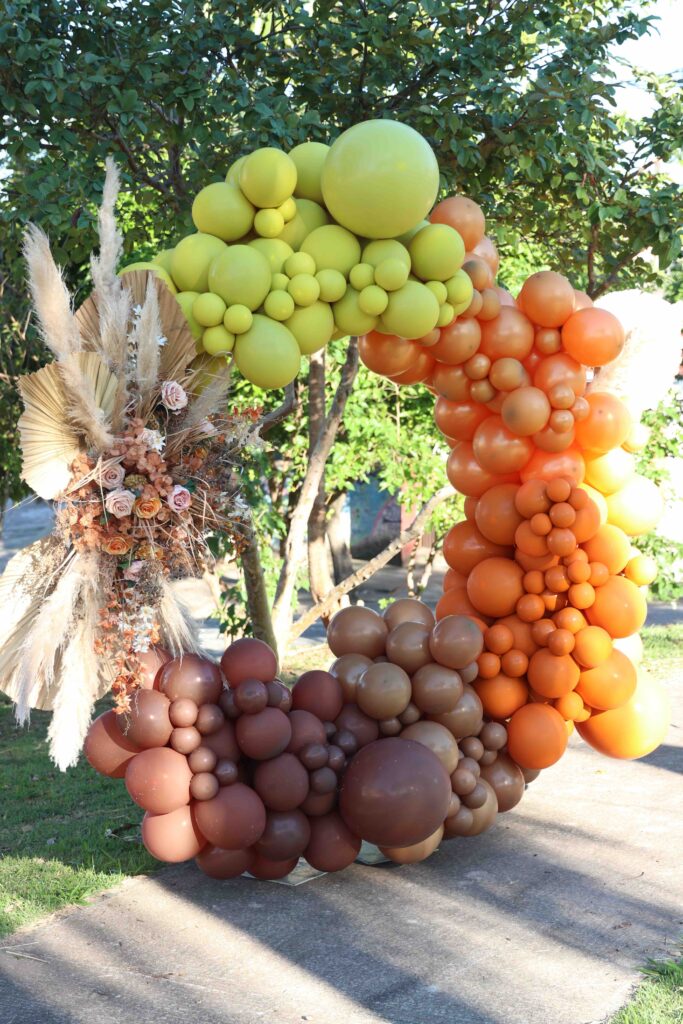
[[576, 671, 670, 759], [475, 673, 528, 719], [586, 575, 647, 638], [547, 628, 575, 657], [531, 618, 555, 646], [567, 582, 596, 610], [447, 442, 520, 498], [480, 307, 534, 361], [533, 424, 576, 453], [497, 614, 539, 657], [547, 527, 577, 558], [475, 483, 523, 545], [553, 607, 587, 634], [501, 386, 551, 437], [571, 498, 602, 544], [489, 357, 527, 392], [528, 648, 580, 698], [554, 690, 590, 722], [444, 567, 467, 592], [431, 362, 471, 402], [588, 561, 610, 587], [430, 195, 485, 251], [388, 349, 435, 384], [359, 331, 418, 377], [473, 416, 534, 474], [545, 564, 570, 593], [514, 479, 550, 518], [516, 593, 546, 622], [535, 327, 562, 355], [463, 257, 494, 291], [507, 703, 568, 769], [463, 495, 479, 521], [484, 624, 515, 656], [466, 557, 525, 618], [518, 271, 575, 328], [533, 352, 586, 397], [624, 553, 657, 586], [574, 392, 632, 453], [477, 652, 502, 679], [464, 352, 491, 380], [523, 570, 545, 595], [576, 649, 637, 710], [501, 649, 529, 677], [515, 520, 549, 557], [562, 307, 625, 367], [478, 287, 501, 321], [572, 290, 593, 311]]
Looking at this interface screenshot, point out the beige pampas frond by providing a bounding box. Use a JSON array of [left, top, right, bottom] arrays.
[[47, 594, 101, 771], [182, 360, 232, 433], [120, 271, 197, 381], [133, 276, 162, 397], [158, 577, 202, 657], [90, 157, 123, 296], [23, 225, 81, 360]]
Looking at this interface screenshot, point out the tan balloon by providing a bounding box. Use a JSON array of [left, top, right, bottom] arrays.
[[429, 614, 484, 670], [480, 753, 525, 812], [385, 622, 433, 674], [356, 662, 412, 719], [383, 598, 435, 632], [428, 684, 483, 739], [380, 825, 444, 864], [327, 606, 388, 659], [401, 720, 460, 774], [411, 662, 463, 714], [329, 653, 373, 701]]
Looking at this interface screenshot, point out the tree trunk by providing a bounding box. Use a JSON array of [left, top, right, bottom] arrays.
[[327, 491, 353, 584], [240, 518, 279, 662], [306, 352, 335, 608]]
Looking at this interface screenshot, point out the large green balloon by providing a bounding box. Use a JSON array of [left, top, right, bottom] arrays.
[[234, 315, 301, 389], [290, 142, 330, 203], [175, 291, 203, 341], [380, 281, 440, 339], [285, 301, 335, 355], [278, 198, 330, 251], [239, 148, 297, 208], [192, 182, 255, 242], [208, 245, 271, 311], [321, 120, 439, 239], [301, 225, 361, 277], [171, 234, 227, 293], [248, 237, 293, 273], [409, 223, 465, 281]]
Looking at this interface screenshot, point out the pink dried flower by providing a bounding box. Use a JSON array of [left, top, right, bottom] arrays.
[[101, 463, 126, 490], [167, 485, 192, 513], [123, 560, 145, 582], [161, 380, 188, 411], [104, 488, 136, 519]]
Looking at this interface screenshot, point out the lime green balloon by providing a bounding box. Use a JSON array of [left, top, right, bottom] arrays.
[[288, 273, 320, 307], [359, 285, 389, 316], [254, 208, 285, 238], [301, 225, 361, 278], [193, 292, 227, 327], [119, 262, 177, 294], [226, 155, 247, 185], [445, 270, 474, 309], [249, 238, 293, 274], [333, 287, 378, 336], [278, 198, 330, 251], [224, 304, 253, 334], [349, 263, 374, 290], [239, 148, 297, 208], [278, 197, 297, 222], [374, 258, 409, 292], [264, 290, 296, 321], [175, 291, 203, 340], [285, 301, 335, 355], [380, 281, 440, 339], [208, 245, 271, 311], [437, 302, 455, 327], [234, 315, 301, 389], [171, 234, 227, 293], [152, 249, 175, 274], [321, 119, 439, 239], [271, 271, 290, 291], [426, 280, 448, 304], [289, 142, 330, 203], [362, 239, 411, 269], [396, 219, 429, 246], [285, 251, 316, 277], [192, 182, 255, 242], [409, 223, 465, 281], [202, 325, 235, 355], [316, 269, 347, 303]]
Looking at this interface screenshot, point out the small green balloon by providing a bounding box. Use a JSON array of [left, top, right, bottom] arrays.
[[226, 155, 247, 186], [277, 198, 329, 251], [202, 325, 235, 355], [285, 301, 335, 355], [396, 219, 429, 246], [409, 223, 466, 281], [249, 238, 293, 274], [119, 262, 177, 294], [208, 245, 271, 311], [175, 291, 203, 341], [264, 290, 296, 321], [301, 225, 361, 278], [349, 263, 375, 291], [171, 234, 227, 293], [224, 304, 253, 334], [316, 269, 347, 303], [192, 182, 255, 242], [234, 315, 301, 389], [193, 292, 227, 327], [289, 141, 330, 203], [445, 270, 474, 308], [362, 239, 411, 269], [358, 285, 389, 317], [333, 287, 378, 336], [239, 148, 297, 208], [426, 280, 448, 304], [285, 252, 316, 277], [380, 281, 440, 339], [254, 208, 285, 238], [278, 197, 297, 222], [271, 272, 290, 291], [437, 302, 455, 327], [374, 258, 409, 292], [288, 273, 320, 307]]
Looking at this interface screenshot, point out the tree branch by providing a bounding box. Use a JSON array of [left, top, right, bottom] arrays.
[[257, 382, 298, 437]]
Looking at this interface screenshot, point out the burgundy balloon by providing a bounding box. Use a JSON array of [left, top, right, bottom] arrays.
[[193, 782, 266, 849], [220, 637, 277, 687], [333, 729, 358, 756], [188, 746, 218, 774], [299, 743, 329, 770], [385, 622, 433, 675], [299, 789, 337, 816], [254, 810, 311, 861], [292, 671, 344, 722], [234, 678, 269, 714], [125, 747, 192, 814], [253, 752, 309, 811], [170, 726, 201, 754], [266, 680, 292, 712], [383, 598, 435, 632], [202, 720, 240, 761], [339, 738, 451, 847], [328, 654, 373, 702], [309, 766, 337, 794], [326, 745, 345, 773], [214, 758, 239, 786], [158, 654, 223, 705], [137, 646, 171, 689], [334, 704, 379, 748], [326, 606, 388, 659], [195, 844, 252, 879], [428, 685, 484, 739], [190, 772, 220, 801], [218, 689, 240, 719], [141, 805, 206, 862], [481, 753, 526, 811], [195, 704, 224, 735], [84, 711, 140, 778], [169, 698, 199, 728], [286, 709, 327, 754], [304, 812, 362, 872], [115, 689, 172, 749], [235, 707, 292, 760], [249, 854, 299, 880], [429, 614, 484, 670]]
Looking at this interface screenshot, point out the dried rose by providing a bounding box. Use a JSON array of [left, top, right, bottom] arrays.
[[101, 463, 126, 490], [102, 535, 133, 556], [136, 542, 164, 560], [160, 380, 188, 411], [104, 488, 136, 519], [124, 474, 147, 491], [134, 496, 162, 519], [167, 485, 192, 513], [123, 560, 145, 581]]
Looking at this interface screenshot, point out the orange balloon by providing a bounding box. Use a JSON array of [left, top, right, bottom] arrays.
[[388, 349, 435, 384], [562, 308, 625, 367], [533, 353, 586, 397], [467, 557, 524, 617], [527, 648, 580, 698], [442, 520, 511, 575], [473, 416, 534, 474], [582, 524, 631, 574], [535, 327, 562, 355], [514, 478, 550, 518], [463, 495, 479, 520], [430, 195, 485, 251], [571, 496, 601, 544], [515, 520, 549, 557], [520, 446, 585, 485], [586, 575, 647, 638], [431, 318, 481, 365], [478, 287, 502, 321], [553, 607, 587, 634], [447, 442, 520, 497], [495, 286, 516, 307], [515, 549, 560, 572], [477, 652, 501, 678], [554, 690, 590, 722], [475, 483, 523, 545], [434, 398, 489, 442], [507, 703, 568, 769], [516, 593, 546, 622], [431, 362, 471, 402], [463, 257, 494, 291], [501, 648, 529, 677], [435, 587, 491, 623], [497, 614, 539, 657], [359, 331, 418, 377], [577, 671, 670, 758], [480, 307, 534, 361], [472, 235, 500, 276], [489, 357, 527, 392], [444, 567, 466, 591], [460, 289, 484, 319], [574, 392, 632, 453], [484, 624, 514, 655], [572, 290, 593, 311], [518, 271, 575, 328], [584, 448, 635, 495], [475, 673, 528, 719], [501, 386, 551, 437], [533, 424, 576, 453], [576, 649, 637, 711], [624, 554, 657, 586]]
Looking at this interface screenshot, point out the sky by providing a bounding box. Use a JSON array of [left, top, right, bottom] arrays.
[[613, 0, 682, 117]]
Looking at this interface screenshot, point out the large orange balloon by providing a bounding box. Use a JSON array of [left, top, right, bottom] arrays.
[[435, 587, 490, 623], [518, 272, 575, 328], [575, 649, 637, 711], [479, 307, 534, 361], [562, 308, 625, 367], [605, 475, 664, 536], [472, 416, 535, 474], [430, 195, 485, 250], [442, 520, 511, 575], [431, 318, 481, 365], [474, 673, 528, 719], [520, 446, 585, 485], [533, 353, 586, 397], [507, 703, 568, 769], [387, 348, 435, 384], [359, 331, 418, 377], [475, 483, 523, 545], [447, 441, 519, 497], [577, 671, 670, 758], [501, 386, 551, 437], [582, 524, 631, 574], [466, 557, 524, 617], [574, 392, 632, 452], [586, 575, 647, 638], [527, 648, 580, 698], [434, 398, 489, 442]]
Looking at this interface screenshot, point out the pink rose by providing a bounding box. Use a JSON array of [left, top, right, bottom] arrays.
[[167, 485, 192, 513], [161, 380, 188, 411], [123, 560, 145, 582], [104, 488, 136, 519], [101, 462, 125, 490]]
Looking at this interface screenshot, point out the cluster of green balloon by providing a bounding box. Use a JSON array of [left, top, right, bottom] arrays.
[[121, 120, 468, 391]]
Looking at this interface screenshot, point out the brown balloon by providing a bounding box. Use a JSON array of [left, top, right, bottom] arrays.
[[429, 615, 484, 670], [380, 825, 444, 865], [479, 749, 498, 766], [201, 720, 240, 761], [286, 709, 327, 754], [327, 606, 388, 659], [480, 753, 526, 812], [334, 704, 380, 747], [170, 726, 201, 754], [196, 704, 224, 735], [235, 707, 292, 760], [255, 810, 311, 861], [169, 698, 199, 728], [385, 622, 433, 675], [479, 721, 508, 751], [188, 746, 218, 774], [158, 654, 223, 705], [189, 772, 220, 801], [310, 766, 337, 794], [249, 854, 299, 880], [462, 781, 488, 809], [443, 804, 474, 838], [253, 752, 309, 811], [451, 767, 477, 796], [195, 844, 252, 879], [339, 738, 451, 848], [521, 766, 541, 784], [411, 663, 463, 715], [218, 688, 240, 719], [292, 671, 344, 722], [137, 646, 171, 689], [266, 680, 292, 712], [383, 598, 435, 632], [214, 758, 239, 786], [234, 678, 269, 714], [460, 661, 480, 684], [460, 736, 485, 761], [401, 721, 460, 774], [299, 743, 329, 770], [459, 756, 482, 776], [446, 793, 461, 817], [220, 637, 277, 687], [428, 684, 484, 739], [84, 710, 140, 778], [193, 782, 266, 850], [452, 779, 498, 835], [328, 654, 373, 702], [125, 747, 192, 814], [398, 701, 422, 725], [304, 811, 362, 872], [141, 805, 206, 862], [326, 745, 345, 773], [379, 717, 402, 736], [115, 689, 172, 749], [333, 729, 358, 755], [356, 662, 412, 720], [299, 789, 337, 816]]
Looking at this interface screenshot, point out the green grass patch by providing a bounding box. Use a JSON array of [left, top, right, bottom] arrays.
[[642, 624, 683, 662], [611, 947, 683, 1023]]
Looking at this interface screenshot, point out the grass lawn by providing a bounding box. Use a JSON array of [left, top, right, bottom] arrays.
[[610, 949, 683, 1023]]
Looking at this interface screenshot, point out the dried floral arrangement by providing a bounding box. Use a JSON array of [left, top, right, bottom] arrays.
[[0, 161, 259, 769]]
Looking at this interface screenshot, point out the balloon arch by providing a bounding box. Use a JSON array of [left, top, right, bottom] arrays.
[[22, 120, 676, 877]]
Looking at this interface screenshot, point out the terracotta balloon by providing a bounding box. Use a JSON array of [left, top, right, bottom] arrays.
[[431, 362, 471, 402], [356, 662, 412, 719], [443, 520, 511, 575], [576, 649, 637, 711], [518, 271, 575, 328], [467, 557, 524, 618], [577, 671, 670, 759], [479, 307, 534, 361], [474, 673, 528, 719], [137, 646, 171, 689], [411, 662, 463, 714], [340, 738, 451, 847], [334, 704, 380, 747], [562, 307, 625, 366], [387, 349, 435, 385], [249, 854, 300, 880], [435, 398, 490, 442], [202, 720, 240, 761], [383, 598, 435, 632], [193, 782, 266, 850], [158, 654, 223, 705], [255, 809, 311, 861], [291, 670, 343, 721], [533, 353, 586, 397], [430, 614, 484, 669], [125, 747, 192, 814], [479, 754, 525, 812], [428, 684, 484, 739], [380, 825, 444, 864], [115, 689, 172, 749], [401, 720, 460, 774], [84, 710, 140, 778], [220, 637, 277, 687], [328, 653, 373, 702], [430, 195, 485, 250], [574, 392, 631, 452], [520, 446, 585, 486], [501, 386, 551, 437], [432, 318, 481, 365], [447, 441, 520, 498], [196, 704, 223, 735], [473, 416, 534, 474], [253, 752, 309, 811], [286, 709, 327, 753], [474, 483, 523, 545], [506, 703, 568, 769], [195, 844, 252, 879], [586, 575, 647, 638], [359, 331, 419, 377], [235, 707, 292, 760], [327, 606, 388, 659], [141, 805, 206, 862]]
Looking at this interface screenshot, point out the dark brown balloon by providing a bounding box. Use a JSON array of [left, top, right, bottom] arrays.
[[141, 805, 206, 862], [480, 753, 526, 812], [429, 685, 484, 739], [429, 615, 484, 670], [399, 701, 422, 725], [202, 720, 240, 761], [190, 772, 220, 801], [214, 758, 239, 786], [248, 854, 299, 880], [169, 698, 199, 728], [383, 598, 435, 632], [304, 811, 361, 872], [356, 662, 412, 720], [300, 789, 337, 816], [115, 689, 172, 749], [521, 766, 541, 784], [339, 738, 451, 848], [401, 721, 460, 774], [234, 678, 268, 714], [480, 721, 508, 751], [253, 752, 309, 811], [125, 747, 192, 814], [379, 717, 402, 736], [158, 654, 223, 705], [195, 704, 224, 735], [385, 622, 433, 675], [411, 663, 463, 715], [218, 688, 240, 719], [327, 606, 388, 659], [333, 729, 358, 756], [299, 743, 328, 770], [195, 844, 252, 879], [286, 709, 327, 754], [137, 646, 171, 689], [292, 670, 344, 722], [334, 704, 380, 747], [170, 726, 201, 754], [235, 707, 292, 760], [266, 680, 292, 712], [84, 710, 140, 778], [328, 654, 373, 702], [254, 810, 311, 861], [193, 782, 266, 849], [188, 746, 218, 773], [310, 766, 337, 794], [220, 637, 277, 687], [326, 745, 345, 773], [443, 804, 474, 838]]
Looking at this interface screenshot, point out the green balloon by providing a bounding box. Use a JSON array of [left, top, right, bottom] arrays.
[[380, 281, 440, 339], [208, 245, 271, 311], [234, 315, 301, 389], [171, 234, 227, 293], [239, 148, 297, 208], [119, 262, 177, 294], [289, 142, 330, 203], [175, 291, 203, 341], [249, 238, 293, 273], [264, 290, 295, 321], [362, 239, 411, 269], [316, 269, 347, 303], [374, 258, 410, 292], [202, 325, 235, 355], [359, 285, 389, 316], [409, 223, 465, 281], [445, 270, 474, 311], [333, 287, 378, 336], [285, 301, 335, 355], [152, 249, 175, 274], [396, 219, 429, 246], [302, 225, 361, 278], [226, 155, 247, 186], [193, 292, 227, 327], [278, 198, 330, 251], [192, 182, 255, 242], [321, 120, 439, 239], [254, 208, 285, 238]]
